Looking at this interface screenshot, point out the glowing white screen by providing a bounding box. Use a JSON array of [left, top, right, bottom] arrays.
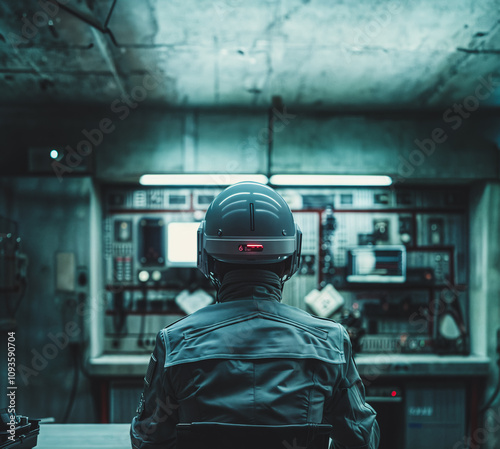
[[167, 222, 200, 267]]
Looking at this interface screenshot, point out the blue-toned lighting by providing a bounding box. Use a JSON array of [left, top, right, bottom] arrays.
[[140, 174, 269, 186], [50, 149, 59, 159], [269, 174, 392, 187]]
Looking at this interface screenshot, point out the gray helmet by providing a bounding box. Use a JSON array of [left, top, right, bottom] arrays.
[[197, 182, 302, 283]]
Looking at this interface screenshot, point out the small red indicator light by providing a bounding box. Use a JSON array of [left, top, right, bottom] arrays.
[[239, 244, 264, 252], [391, 391, 397, 397]]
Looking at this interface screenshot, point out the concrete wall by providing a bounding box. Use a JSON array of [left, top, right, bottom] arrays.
[[95, 111, 268, 179], [93, 111, 500, 181], [0, 177, 95, 423], [470, 182, 500, 449], [0, 107, 499, 182], [272, 114, 500, 181]]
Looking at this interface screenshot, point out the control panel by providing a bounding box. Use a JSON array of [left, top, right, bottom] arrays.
[[101, 186, 469, 355], [280, 187, 469, 355]]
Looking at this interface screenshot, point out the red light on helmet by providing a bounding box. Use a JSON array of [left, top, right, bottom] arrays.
[[238, 244, 264, 252]]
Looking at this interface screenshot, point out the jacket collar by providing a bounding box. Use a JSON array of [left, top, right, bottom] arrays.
[[217, 269, 282, 303]]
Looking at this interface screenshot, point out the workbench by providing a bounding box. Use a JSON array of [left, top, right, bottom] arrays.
[[37, 424, 130, 449], [88, 353, 490, 377], [87, 352, 490, 448]]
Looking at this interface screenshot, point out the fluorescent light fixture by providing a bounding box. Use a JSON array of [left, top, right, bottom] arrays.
[[140, 174, 268, 186], [269, 174, 392, 186]]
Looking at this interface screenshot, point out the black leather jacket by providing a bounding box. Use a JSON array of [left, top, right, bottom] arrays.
[[131, 269, 379, 449]]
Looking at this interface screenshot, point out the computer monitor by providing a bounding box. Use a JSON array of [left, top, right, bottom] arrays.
[[346, 245, 406, 283], [167, 222, 200, 268], [139, 218, 165, 266]]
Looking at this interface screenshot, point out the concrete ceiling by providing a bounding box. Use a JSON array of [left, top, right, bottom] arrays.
[[1, 0, 500, 110]]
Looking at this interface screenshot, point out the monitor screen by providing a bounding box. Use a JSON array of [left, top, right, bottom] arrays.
[[346, 246, 406, 283], [139, 218, 165, 266], [167, 222, 200, 267]]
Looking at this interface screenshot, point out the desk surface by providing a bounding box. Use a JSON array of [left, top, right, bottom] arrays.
[[37, 424, 130, 449], [88, 353, 490, 377]]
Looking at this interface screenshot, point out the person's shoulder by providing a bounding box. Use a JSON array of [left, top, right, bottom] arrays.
[[277, 302, 345, 333], [161, 302, 219, 333], [276, 303, 347, 355]]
